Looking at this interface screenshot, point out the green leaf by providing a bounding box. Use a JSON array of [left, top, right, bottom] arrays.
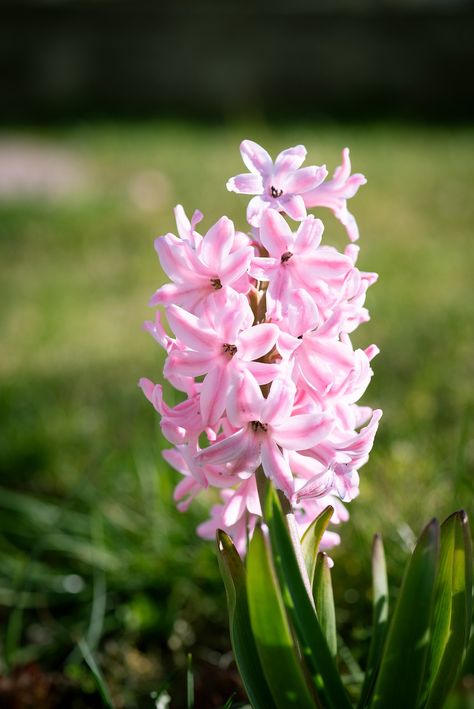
[[314, 552, 337, 659], [78, 638, 115, 709], [358, 534, 389, 708], [301, 505, 334, 586], [216, 530, 276, 709], [370, 519, 440, 709], [265, 488, 352, 709], [424, 511, 473, 708], [246, 524, 316, 708]]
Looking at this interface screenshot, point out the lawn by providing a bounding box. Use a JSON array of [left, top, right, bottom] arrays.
[[0, 120, 473, 707]]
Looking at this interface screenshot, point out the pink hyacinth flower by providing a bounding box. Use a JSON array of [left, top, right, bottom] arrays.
[[303, 148, 367, 241], [197, 371, 334, 498], [150, 214, 253, 313], [165, 290, 280, 425], [249, 209, 353, 318], [226, 140, 328, 227]]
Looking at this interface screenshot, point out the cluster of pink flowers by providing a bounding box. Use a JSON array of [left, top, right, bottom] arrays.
[[141, 140, 381, 555]]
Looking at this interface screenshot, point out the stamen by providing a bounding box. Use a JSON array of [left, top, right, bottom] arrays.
[[270, 185, 283, 199], [281, 251, 293, 263], [251, 421, 268, 433], [223, 343, 237, 357], [210, 277, 222, 290]]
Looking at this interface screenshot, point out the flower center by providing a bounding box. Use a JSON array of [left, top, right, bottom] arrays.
[[251, 421, 268, 433], [270, 185, 283, 199], [281, 251, 293, 263], [223, 343, 237, 357], [210, 277, 222, 290]]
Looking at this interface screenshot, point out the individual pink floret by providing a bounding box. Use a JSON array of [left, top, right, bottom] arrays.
[[303, 148, 367, 241], [197, 371, 334, 498], [226, 140, 328, 227], [249, 209, 353, 318], [165, 289, 280, 426], [150, 212, 253, 314]]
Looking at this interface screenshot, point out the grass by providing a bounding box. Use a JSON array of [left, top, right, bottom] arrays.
[[0, 120, 473, 706]]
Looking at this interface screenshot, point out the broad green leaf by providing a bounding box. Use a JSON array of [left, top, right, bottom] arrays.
[[265, 488, 352, 709], [246, 524, 316, 708], [301, 505, 334, 586], [370, 519, 440, 709], [216, 530, 276, 709], [424, 511, 473, 709], [314, 552, 337, 658], [358, 534, 389, 708]]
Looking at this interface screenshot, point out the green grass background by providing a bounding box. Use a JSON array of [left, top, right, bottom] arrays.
[[0, 121, 473, 706]]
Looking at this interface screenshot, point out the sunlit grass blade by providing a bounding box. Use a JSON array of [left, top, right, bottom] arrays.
[[301, 505, 334, 586], [370, 519, 440, 709], [216, 530, 276, 709], [313, 552, 337, 659], [78, 638, 115, 708], [265, 488, 352, 709], [358, 534, 389, 708], [246, 524, 316, 708], [424, 511, 473, 708]]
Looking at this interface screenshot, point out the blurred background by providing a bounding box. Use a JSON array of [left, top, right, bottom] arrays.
[[1, 0, 473, 706]]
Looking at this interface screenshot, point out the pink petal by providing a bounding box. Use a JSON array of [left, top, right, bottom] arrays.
[[272, 413, 334, 450], [222, 490, 247, 527], [282, 194, 307, 221], [247, 195, 267, 227], [237, 323, 279, 361], [154, 234, 194, 283], [240, 140, 273, 176], [245, 361, 282, 385], [286, 289, 319, 336], [149, 281, 210, 310], [227, 369, 264, 427], [283, 165, 327, 194], [248, 256, 279, 281], [262, 378, 296, 425], [200, 364, 231, 425], [168, 349, 214, 377], [166, 304, 217, 352], [260, 438, 294, 498], [226, 172, 263, 195], [219, 246, 253, 286], [200, 216, 234, 269], [293, 216, 324, 254], [274, 144, 307, 175], [196, 427, 249, 467], [259, 208, 293, 255], [294, 250, 352, 284]]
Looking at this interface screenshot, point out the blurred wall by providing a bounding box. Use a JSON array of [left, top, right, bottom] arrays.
[[1, 0, 474, 122]]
